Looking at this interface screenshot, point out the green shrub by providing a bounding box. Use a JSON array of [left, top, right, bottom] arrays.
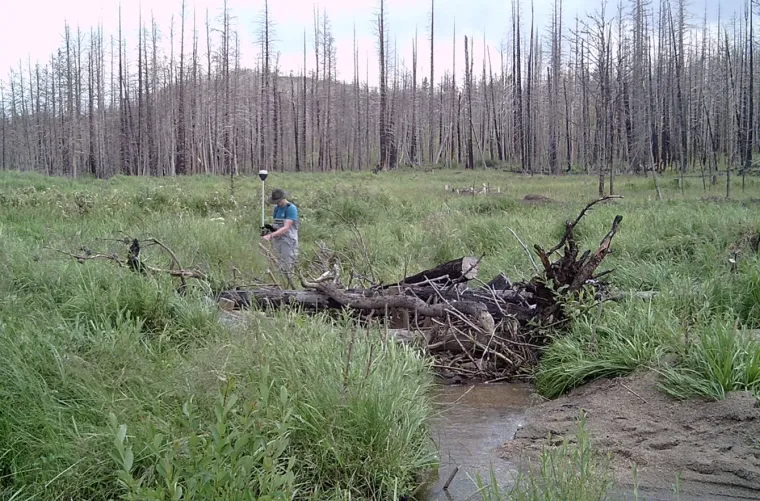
[[248, 314, 438, 499]]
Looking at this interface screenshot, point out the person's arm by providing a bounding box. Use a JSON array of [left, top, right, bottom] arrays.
[[264, 219, 293, 239]]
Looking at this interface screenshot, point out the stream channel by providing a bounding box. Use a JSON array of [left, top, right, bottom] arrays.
[[420, 383, 755, 501]]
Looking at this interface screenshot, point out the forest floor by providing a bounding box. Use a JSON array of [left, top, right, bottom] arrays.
[[1, 168, 760, 500]]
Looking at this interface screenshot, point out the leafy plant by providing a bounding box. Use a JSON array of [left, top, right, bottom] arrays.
[[109, 369, 296, 501]]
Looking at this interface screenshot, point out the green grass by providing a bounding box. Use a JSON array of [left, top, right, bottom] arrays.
[[1, 168, 760, 499], [658, 315, 760, 400], [476, 413, 617, 501], [535, 301, 679, 399]]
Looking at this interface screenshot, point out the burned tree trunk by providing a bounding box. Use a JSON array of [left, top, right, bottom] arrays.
[[384, 256, 480, 287]]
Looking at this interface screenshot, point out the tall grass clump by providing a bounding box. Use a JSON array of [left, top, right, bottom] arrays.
[[535, 300, 677, 399], [658, 315, 760, 400], [476, 414, 615, 501], [0, 292, 436, 500], [108, 310, 438, 500], [221, 313, 439, 499]]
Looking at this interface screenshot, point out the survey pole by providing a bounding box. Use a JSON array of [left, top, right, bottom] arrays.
[[258, 169, 268, 229]]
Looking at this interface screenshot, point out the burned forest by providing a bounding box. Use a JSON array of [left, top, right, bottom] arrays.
[[3, 0, 760, 499], [0, 0, 759, 194]]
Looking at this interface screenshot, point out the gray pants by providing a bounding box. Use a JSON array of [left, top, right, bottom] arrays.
[[272, 235, 298, 287]]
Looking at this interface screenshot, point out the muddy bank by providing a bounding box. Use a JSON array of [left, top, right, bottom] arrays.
[[500, 372, 760, 499]]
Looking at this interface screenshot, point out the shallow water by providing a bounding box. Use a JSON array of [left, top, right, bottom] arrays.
[[419, 382, 534, 500]]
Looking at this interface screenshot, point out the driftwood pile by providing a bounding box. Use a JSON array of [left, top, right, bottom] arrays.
[[220, 197, 624, 381]]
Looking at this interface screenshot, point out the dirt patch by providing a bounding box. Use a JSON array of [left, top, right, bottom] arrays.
[[521, 194, 555, 204], [500, 372, 760, 499]]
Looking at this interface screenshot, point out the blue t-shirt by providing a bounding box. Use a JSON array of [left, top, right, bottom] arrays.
[[273, 203, 298, 222]]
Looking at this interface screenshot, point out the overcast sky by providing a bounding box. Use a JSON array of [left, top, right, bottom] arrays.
[[0, 0, 743, 87]]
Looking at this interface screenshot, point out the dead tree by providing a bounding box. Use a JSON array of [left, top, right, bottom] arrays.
[[429, 0, 435, 165], [464, 35, 474, 170], [175, 0, 187, 175], [378, 0, 389, 171]]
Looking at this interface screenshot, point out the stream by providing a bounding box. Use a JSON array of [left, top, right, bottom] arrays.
[[421, 383, 756, 501]]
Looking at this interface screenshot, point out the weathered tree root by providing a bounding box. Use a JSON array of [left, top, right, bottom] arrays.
[[48, 237, 207, 287]]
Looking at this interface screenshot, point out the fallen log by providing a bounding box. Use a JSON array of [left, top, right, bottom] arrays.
[[383, 255, 481, 288], [478, 273, 513, 291], [390, 285, 536, 323], [218, 288, 341, 311], [223, 277, 535, 323]]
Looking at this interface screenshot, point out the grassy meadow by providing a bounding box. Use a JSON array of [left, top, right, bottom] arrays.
[[1, 168, 760, 500]]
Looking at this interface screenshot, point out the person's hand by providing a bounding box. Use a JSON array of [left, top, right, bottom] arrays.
[[262, 233, 272, 241]]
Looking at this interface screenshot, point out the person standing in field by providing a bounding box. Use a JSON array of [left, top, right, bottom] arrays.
[[261, 188, 299, 287]]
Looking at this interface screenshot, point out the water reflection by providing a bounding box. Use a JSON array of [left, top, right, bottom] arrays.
[[421, 382, 535, 500]]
